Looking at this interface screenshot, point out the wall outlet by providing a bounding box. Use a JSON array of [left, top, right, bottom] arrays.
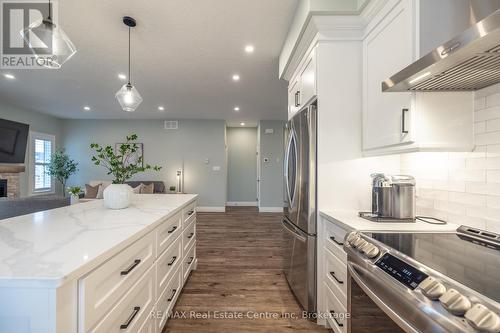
[[204, 158, 210, 164]]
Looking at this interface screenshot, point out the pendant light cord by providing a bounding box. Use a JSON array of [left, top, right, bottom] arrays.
[[128, 26, 131, 85], [48, 0, 51, 20]]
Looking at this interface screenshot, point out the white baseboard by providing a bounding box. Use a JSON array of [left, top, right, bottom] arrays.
[[259, 207, 284, 213], [226, 201, 258, 207], [197, 206, 226, 212]]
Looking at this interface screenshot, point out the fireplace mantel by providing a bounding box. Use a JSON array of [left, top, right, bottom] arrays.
[[0, 164, 25, 173]]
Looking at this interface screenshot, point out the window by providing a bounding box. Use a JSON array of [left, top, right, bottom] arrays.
[[30, 132, 55, 194]]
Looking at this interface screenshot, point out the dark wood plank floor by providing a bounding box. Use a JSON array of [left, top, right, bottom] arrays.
[[163, 207, 331, 333]]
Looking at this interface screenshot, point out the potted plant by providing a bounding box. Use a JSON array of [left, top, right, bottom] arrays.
[[47, 149, 78, 197], [67, 186, 82, 205], [169, 186, 176, 193], [90, 134, 161, 209]]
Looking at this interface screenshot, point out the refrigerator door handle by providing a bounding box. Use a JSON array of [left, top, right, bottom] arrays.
[[281, 218, 306, 242], [289, 129, 298, 206], [284, 130, 292, 207]]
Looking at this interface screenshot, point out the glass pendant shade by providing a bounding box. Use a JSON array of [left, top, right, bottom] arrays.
[[115, 83, 143, 112], [20, 19, 76, 69]]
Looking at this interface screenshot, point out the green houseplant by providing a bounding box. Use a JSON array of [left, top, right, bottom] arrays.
[[90, 134, 161, 209], [46, 149, 78, 197], [67, 186, 82, 205]]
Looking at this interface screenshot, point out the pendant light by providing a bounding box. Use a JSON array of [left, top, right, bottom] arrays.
[[20, 0, 76, 69], [115, 16, 143, 112]]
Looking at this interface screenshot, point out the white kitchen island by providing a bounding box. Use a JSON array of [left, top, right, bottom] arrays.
[[0, 194, 198, 333]]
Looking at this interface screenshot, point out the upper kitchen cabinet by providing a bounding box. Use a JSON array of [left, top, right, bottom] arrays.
[[362, 0, 474, 155], [288, 49, 317, 120]]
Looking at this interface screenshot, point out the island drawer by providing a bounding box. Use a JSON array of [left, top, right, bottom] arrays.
[[88, 266, 156, 333], [156, 211, 182, 256], [183, 219, 196, 252], [182, 201, 196, 225], [155, 266, 183, 331], [156, 234, 182, 298], [324, 282, 347, 333], [79, 231, 156, 331], [183, 241, 196, 282]]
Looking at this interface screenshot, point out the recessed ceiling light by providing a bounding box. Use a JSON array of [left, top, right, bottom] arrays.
[[232, 74, 240, 81], [83, 106, 91, 111], [158, 106, 165, 111], [234, 106, 240, 111], [4, 73, 15, 79], [118, 73, 127, 80], [244, 45, 254, 53], [240, 122, 245, 126]]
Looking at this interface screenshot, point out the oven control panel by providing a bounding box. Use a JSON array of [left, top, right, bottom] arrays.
[[375, 253, 429, 290]]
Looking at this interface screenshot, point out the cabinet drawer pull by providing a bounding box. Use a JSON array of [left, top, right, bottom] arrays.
[[120, 306, 140, 330], [187, 232, 194, 239], [167, 226, 178, 234], [329, 311, 343, 327], [120, 259, 141, 276], [167, 256, 177, 266], [187, 210, 195, 216], [402, 108, 409, 134], [330, 271, 344, 284], [330, 236, 343, 246], [167, 289, 177, 302], [187, 256, 194, 265]]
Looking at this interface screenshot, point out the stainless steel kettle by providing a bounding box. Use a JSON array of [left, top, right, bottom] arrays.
[[371, 174, 415, 220]]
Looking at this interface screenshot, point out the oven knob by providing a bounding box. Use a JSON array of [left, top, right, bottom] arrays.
[[346, 232, 360, 245], [418, 277, 446, 300], [439, 289, 472, 316], [465, 304, 500, 333], [362, 244, 380, 259], [355, 239, 368, 250]]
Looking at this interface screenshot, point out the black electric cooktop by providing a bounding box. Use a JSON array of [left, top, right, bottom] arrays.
[[365, 228, 500, 302]]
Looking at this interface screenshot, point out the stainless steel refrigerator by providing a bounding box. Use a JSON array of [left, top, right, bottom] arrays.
[[282, 100, 317, 313]]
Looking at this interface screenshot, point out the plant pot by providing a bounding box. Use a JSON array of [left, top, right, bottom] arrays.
[[70, 194, 79, 205], [103, 184, 133, 209]]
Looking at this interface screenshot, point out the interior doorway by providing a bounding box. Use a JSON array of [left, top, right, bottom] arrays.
[[226, 126, 258, 207]]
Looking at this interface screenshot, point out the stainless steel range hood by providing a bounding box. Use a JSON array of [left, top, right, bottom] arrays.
[[383, 2, 500, 92]]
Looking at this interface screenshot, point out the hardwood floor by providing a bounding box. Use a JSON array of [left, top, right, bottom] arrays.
[[163, 207, 331, 333]]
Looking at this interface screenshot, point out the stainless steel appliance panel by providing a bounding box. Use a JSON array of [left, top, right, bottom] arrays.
[[281, 217, 316, 313]]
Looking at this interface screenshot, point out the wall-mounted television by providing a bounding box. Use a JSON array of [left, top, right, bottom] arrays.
[[0, 119, 30, 164]]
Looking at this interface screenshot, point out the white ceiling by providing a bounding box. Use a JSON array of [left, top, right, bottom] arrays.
[[0, 0, 297, 123]]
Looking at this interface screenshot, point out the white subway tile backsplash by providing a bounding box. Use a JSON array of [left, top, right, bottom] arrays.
[[401, 86, 500, 233], [474, 105, 500, 122]]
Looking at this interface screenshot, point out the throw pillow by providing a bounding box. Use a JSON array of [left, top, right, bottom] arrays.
[[141, 183, 154, 194], [85, 184, 100, 198], [132, 184, 143, 194]]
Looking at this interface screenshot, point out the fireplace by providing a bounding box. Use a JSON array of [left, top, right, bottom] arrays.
[[0, 179, 6, 198]]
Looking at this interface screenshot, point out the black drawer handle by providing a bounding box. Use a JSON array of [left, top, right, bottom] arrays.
[[167, 226, 177, 234], [187, 210, 195, 216], [187, 256, 194, 264], [167, 256, 177, 266], [330, 271, 344, 284], [330, 236, 343, 246], [167, 289, 177, 302], [121, 259, 141, 276], [187, 232, 194, 239], [402, 108, 409, 134], [120, 306, 140, 330], [329, 311, 343, 327]]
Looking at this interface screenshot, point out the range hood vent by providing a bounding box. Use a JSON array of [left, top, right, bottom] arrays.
[[383, 8, 500, 92]]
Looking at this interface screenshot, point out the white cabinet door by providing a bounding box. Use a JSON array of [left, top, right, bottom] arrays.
[[300, 51, 316, 107], [363, 0, 415, 150]]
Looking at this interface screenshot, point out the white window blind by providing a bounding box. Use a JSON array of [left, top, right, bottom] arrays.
[[30, 133, 55, 194]]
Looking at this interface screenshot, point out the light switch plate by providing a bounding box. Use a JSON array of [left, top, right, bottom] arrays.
[[265, 129, 274, 134], [212, 166, 221, 171]]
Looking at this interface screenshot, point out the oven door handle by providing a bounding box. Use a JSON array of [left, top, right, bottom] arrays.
[[347, 262, 419, 333]]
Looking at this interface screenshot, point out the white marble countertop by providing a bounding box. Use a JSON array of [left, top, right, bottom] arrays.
[[320, 210, 459, 233], [0, 194, 197, 288]]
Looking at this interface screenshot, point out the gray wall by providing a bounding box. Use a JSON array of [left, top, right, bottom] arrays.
[[226, 127, 257, 203], [259, 120, 285, 208], [61, 119, 227, 208], [0, 103, 63, 197]]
